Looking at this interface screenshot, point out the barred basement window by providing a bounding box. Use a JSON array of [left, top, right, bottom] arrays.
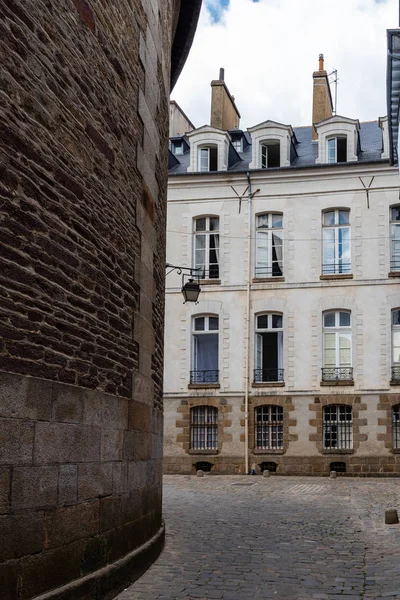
[[190, 406, 218, 450], [260, 461, 278, 473], [330, 461, 346, 473], [195, 461, 213, 472], [255, 405, 283, 449], [323, 405, 353, 450], [393, 405, 400, 449]]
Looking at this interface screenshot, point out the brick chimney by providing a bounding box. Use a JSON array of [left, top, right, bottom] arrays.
[[312, 54, 333, 140], [210, 68, 240, 130]]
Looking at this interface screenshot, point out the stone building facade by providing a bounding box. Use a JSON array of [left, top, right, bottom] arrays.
[[0, 1, 201, 599], [164, 59, 400, 477]]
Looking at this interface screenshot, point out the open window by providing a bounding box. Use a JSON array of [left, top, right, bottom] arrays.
[[255, 213, 283, 278], [193, 216, 219, 279], [261, 141, 280, 168], [326, 137, 347, 163], [198, 145, 218, 172], [254, 314, 283, 383], [191, 315, 219, 384]]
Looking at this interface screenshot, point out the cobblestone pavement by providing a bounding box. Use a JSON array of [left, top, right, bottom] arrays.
[[115, 476, 400, 600]]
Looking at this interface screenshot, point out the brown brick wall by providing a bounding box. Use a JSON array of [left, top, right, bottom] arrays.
[[0, 0, 184, 597]]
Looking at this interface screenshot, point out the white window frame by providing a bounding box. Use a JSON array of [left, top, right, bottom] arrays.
[[232, 138, 242, 153], [191, 315, 219, 384], [255, 213, 283, 278], [392, 309, 400, 382], [322, 310, 352, 380], [193, 216, 219, 279], [260, 141, 280, 169], [173, 140, 183, 155], [255, 405, 283, 450], [254, 313, 283, 382], [322, 209, 351, 275], [326, 136, 347, 164], [390, 206, 400, 272]]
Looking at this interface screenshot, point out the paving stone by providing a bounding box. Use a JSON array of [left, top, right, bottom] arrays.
[[113, 475, 400, 600]]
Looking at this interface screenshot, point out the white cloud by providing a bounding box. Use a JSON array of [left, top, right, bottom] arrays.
[[171, 0, 399, 130]]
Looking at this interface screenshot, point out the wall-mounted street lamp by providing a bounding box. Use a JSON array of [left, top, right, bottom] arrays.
[[166, 263, 201, 303]]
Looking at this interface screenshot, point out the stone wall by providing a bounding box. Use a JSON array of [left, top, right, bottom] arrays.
[[0, 0, 201, 598]]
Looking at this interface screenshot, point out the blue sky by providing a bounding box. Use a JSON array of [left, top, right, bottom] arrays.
[[172, 0, 399, 129]]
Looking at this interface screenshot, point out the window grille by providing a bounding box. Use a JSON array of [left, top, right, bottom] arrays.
[[260, 461, 278, 473], [330, 461, 346, 473], [255, 405, 283, 450], [393, 405, 400, 449], [194, 461, 213, 472], [323, 405, 353, 450], [190, 406, 218, 450]]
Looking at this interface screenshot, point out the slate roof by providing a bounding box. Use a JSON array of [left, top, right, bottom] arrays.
[[168, 121, 385, 175]]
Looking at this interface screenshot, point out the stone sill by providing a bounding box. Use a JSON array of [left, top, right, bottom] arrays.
[[252, 449, 284, 455], [252, 382, 285, 388], [388, 272, 400, 278], [320, 274, 353, 280], [320, 380, 354, 387], [188, 383, 220, 389], [199, 279, 221, 285], [188, 449, 219, 455], [252, 277, 285, 283], [321, 449, 354, 455]]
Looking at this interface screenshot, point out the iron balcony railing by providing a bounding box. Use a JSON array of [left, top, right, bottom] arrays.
[[190, 370, 219, 384], [391, 365, 400, 382], [321, 367, 353, 382], [255, 265, 283, 278], [195, 266, 219, 279], [322, 262, 351, 275], [253, 368, 284, 383], [390, 259, 400, 272]]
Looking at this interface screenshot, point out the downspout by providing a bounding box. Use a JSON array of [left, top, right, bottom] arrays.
[[244, 171, 252, 475]]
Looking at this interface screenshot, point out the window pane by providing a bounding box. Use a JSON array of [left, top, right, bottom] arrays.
[[257, 315, 269, 329], [393, 331, 400, 363], [324, 333, 336, 366], [393, 310, 400, 326], [339, 312, 351, 327], [323, 211, 335, 226], [209, 317, 219, 331], [194, 317, 205, 331], [324, 312, 335, 327], [338, 227, 350, 269], [210, 217, 219, 231], [339, 210, 349, 225], [257, 214, 269, 228], [272, 314, 282, 328], [391, 207, 400, 221], [194, 333, 218, 370], [195, 218, 206, 232], [339, 334, 351, 366], [200, 148, 209, 171], [327, 139, 336, 163], [272, 214, 282, 228]]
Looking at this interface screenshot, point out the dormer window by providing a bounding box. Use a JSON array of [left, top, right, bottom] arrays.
[[172, 140, 183, 155], [199, 146, 218, 172], [232, 138, 242, 153], [261, 141, 280, 168], [327, 137, 347, 164]]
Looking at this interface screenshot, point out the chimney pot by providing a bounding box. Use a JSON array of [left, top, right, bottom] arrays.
[[219, 67, 224, 81], [319, 53, 324, 71]]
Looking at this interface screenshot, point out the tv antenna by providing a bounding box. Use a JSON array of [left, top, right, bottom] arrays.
[[328, 69, 340, 115]]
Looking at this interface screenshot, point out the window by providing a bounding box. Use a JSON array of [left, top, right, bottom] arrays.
[[330, 461, 346, 473], [392, 309, 400, 382], [323, 405, 353, 450], [172, 140, 183, 155], [390, 206, 400, 272], [255, 405, 283, 450], [191, 315, 219, 384], [194, 217, 219, 279], [393, 405, 400, 449], [254, 314, 283, 383], [326, 137, 347, 163], [261, 141, 280, 168], [190, 406, 218, 450], [255, 213, 283, 277], [260, 461, 278, 473], [198, 146, 218, 172], [322, 311, 352, 381], [322, 209, 351, 275], [194, 461, 213, 472], [232, 138, 242, 153]]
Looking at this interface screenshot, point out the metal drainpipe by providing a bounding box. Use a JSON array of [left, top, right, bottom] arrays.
[[244, 171, 252, 475]]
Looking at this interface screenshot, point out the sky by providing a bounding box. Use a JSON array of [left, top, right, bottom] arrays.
[[171, 0, 399, 130]]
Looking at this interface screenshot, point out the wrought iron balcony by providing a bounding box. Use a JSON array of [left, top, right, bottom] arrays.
[[391, 365, 400, 382], [190, 370, 219, 384], [322, 262, 351, 275], [321, 367, 353, 382], [390, 259, 400, 272], [195, 266, 219, 280], [254, 265, 283, 278], [253, 368, 284, 383]]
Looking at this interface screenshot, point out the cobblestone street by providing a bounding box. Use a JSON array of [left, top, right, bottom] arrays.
[[115, 476, 400, 600]]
